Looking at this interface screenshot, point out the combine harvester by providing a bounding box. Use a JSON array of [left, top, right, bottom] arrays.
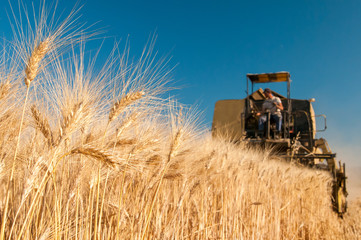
[[212, 72, 348, 216]]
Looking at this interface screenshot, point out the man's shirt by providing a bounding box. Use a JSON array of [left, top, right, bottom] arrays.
[[262, 96, 282, 115]]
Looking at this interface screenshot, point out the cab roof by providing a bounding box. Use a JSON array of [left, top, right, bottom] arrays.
[[247, 71, 290, 83]]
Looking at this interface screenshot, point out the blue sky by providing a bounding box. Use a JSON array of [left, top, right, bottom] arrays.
[[0, 0, 360, 168]]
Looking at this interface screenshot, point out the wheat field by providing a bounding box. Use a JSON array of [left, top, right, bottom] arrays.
[[0, 3, 360, 239]]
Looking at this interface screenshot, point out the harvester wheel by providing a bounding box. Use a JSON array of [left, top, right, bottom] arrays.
[[337, 186, 347, 217], [335, 163, 347, 216]]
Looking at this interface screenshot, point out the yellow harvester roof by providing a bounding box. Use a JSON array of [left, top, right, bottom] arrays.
[[247, 71, 290, 83]]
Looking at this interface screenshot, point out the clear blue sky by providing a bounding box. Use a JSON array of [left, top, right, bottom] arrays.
[[0, 0, 360, 167]]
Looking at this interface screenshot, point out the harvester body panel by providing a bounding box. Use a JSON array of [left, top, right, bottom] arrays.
[[212, 99, 245, 141]]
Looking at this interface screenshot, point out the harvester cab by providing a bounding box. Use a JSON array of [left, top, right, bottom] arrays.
[[212, 72, 348, 216], [245, 72, 292, 142]]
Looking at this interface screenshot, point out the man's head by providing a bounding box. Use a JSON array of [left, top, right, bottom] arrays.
[[264, 88, 273, 98]]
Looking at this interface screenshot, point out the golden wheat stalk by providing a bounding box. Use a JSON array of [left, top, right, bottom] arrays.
[[31, 105, 54, 146], [24, 38, 50, 87], [0, 38, 52, 238], [141, 128, 183, 239], [109, 91, 145, 122], [70, 147, 115, 167]]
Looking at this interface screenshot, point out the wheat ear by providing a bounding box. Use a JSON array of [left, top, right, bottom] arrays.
[[70, 147, 115, 167], [114, 138, 137, 146], [168, 129, 183, 160], [109, 91, 145, 122], [31, 105, 54, 146], [0, 81, 11, 101], [116, 112, 140, 137], [56, 102, 83, 145], [24, 38, 50, 87]]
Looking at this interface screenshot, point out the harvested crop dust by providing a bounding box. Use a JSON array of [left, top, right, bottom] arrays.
[[0, 2, 360, 239], [347, 165, 361, 200]]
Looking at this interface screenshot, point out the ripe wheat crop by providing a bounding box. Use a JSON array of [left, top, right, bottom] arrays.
[[0, 2, 359, 239]]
